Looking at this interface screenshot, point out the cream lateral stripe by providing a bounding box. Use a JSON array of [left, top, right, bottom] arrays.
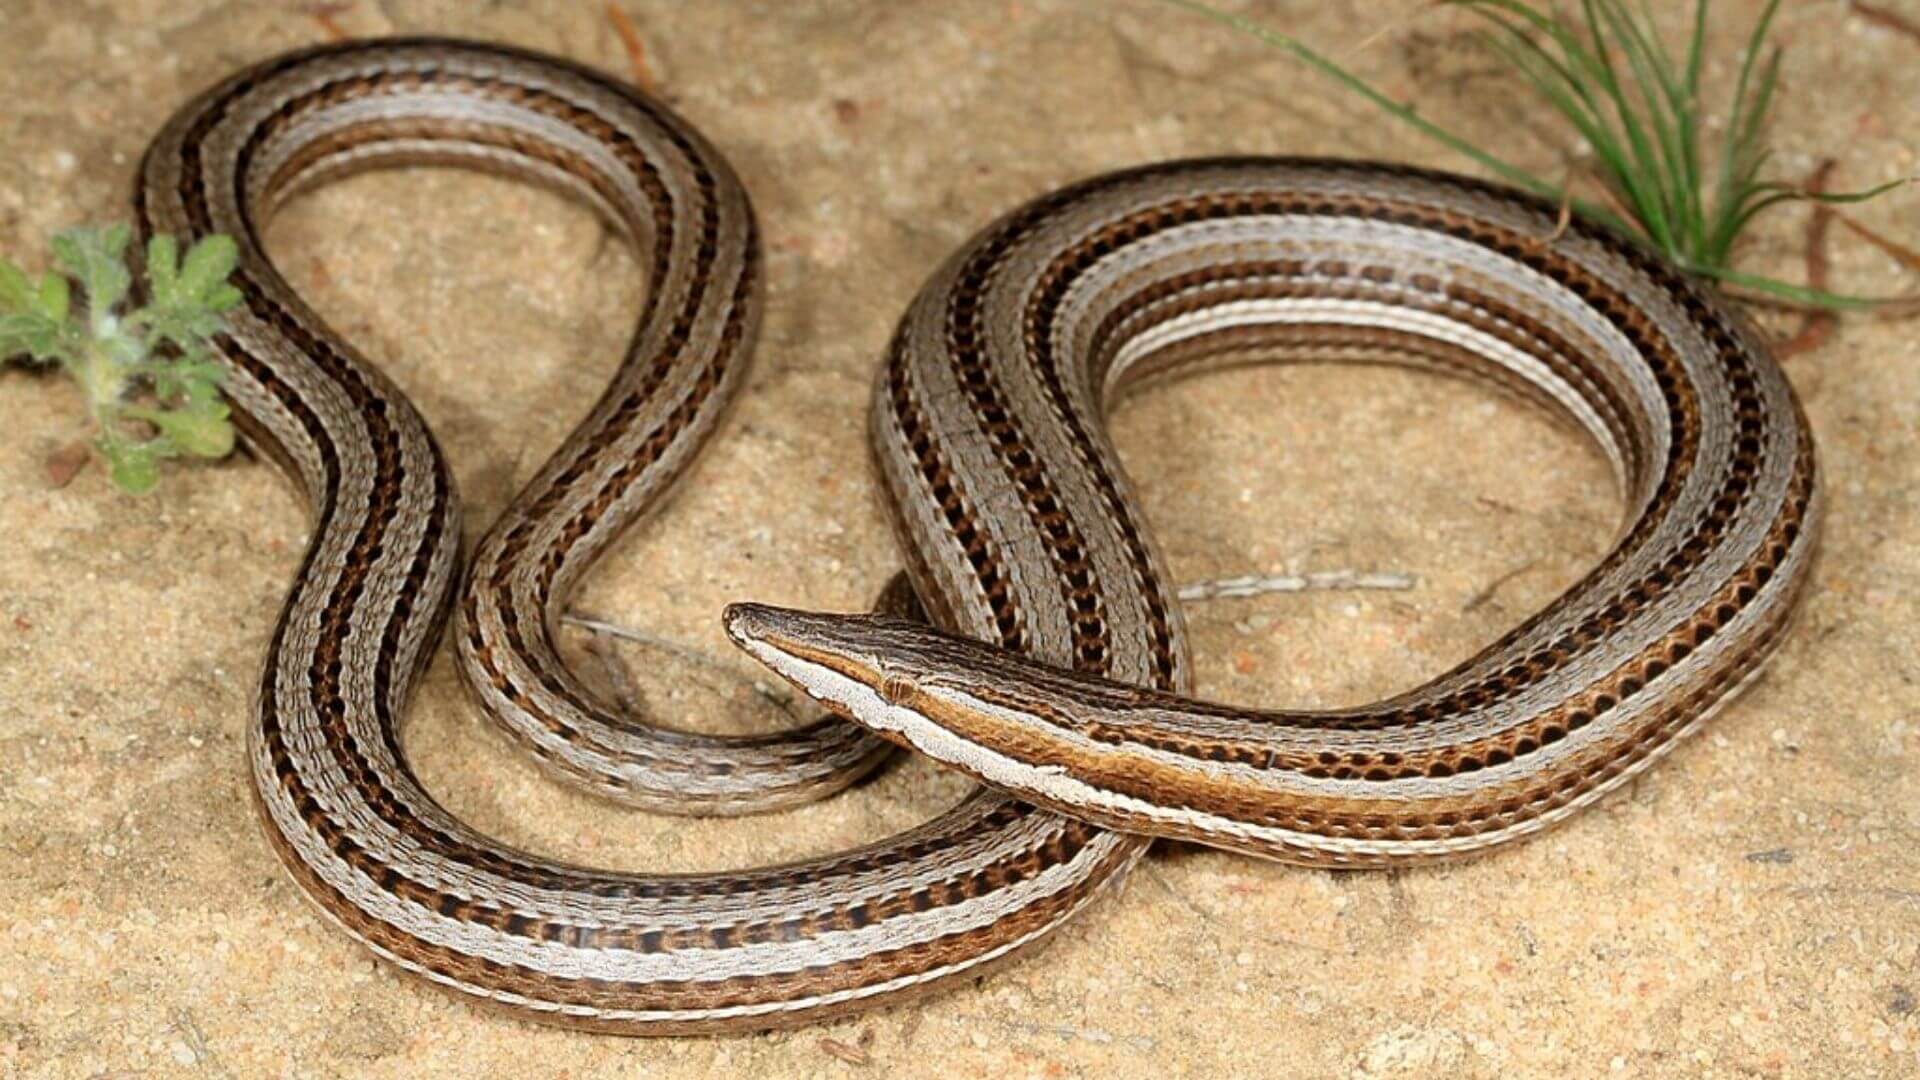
[[141, 38, 1146, 1035], [733, 494, 1812, 838], [1107, 295, 1630, 485], [141, 36, 1817, 1035], [730, 155, 1819, 868]]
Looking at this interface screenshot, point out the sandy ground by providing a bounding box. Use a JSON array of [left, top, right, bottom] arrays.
[[2, 1, 1917, 1076]]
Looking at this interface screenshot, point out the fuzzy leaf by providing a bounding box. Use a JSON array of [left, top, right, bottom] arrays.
[[100, 438, 163, 495], [0, 311, 63, 360], [0, 259, 32, 313], [147, 356, 226, 402], [175, 357, 228, 392], [142, 233, 243, 352], [204, 282, 243, 314], [0, 312, 44, 343], [37, 273, 70, 325], [98, 329, 145, 371], [147, 403, 234, 458], [144, 307, 223, 351], [178, 235, 239, 303], [51, 225, 132, 324], [146, 234, 180, 303]]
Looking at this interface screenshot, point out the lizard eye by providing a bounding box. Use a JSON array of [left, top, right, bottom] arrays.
[[878, 671, 918, 706]]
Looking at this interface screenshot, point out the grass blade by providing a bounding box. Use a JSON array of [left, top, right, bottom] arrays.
[[1161, 1, 1552, 198], [1592, 0, 1701, 249], [1164, 0, 1911, 312], [1713, 0, 1783, 237], [1694, 264, 1911, 309]]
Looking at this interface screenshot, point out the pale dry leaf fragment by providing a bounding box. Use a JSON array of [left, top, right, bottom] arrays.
[[817, 1034, 871, 1065]]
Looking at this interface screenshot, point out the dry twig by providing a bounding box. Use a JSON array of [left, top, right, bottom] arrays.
[[605, 5, 659, 93]]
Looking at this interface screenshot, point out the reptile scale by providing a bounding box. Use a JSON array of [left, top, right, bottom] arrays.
[[135, 38, 1818, 1033]]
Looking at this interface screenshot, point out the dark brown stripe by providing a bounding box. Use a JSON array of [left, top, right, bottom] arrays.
[[167, 45, 1058, 934]]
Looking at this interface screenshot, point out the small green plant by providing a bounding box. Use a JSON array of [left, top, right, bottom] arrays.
[[1, 225, 240, 493], [1167, 0, 1908, 307]]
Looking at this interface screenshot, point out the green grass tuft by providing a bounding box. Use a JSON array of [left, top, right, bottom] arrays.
[[1165, 0, 1910, 308]]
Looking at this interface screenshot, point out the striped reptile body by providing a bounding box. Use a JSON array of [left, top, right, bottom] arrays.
[[137, 37, 1818, 1032], [137, 38, 1142, 1034], [730, 157, 1819, 865]]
